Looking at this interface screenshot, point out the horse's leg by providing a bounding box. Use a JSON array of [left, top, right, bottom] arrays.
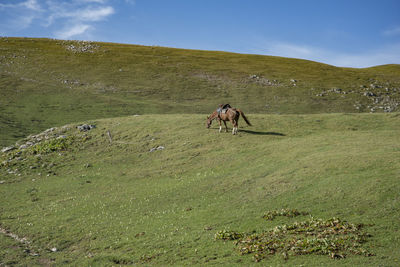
[[218, 119, 222, 133], [233, 120, 239, 135], [223, 121, 228, 132], [235, 121, 238, 134], [231, 120, 236, 135], [234, 112, 241, 135]]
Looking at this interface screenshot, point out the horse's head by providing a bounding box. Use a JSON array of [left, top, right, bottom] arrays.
[[206, 116, 212, 128]]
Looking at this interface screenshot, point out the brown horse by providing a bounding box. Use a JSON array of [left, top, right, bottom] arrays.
[[206, 107, 252, 135]]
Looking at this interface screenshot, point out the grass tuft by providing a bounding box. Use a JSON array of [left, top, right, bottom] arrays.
[[215, 230, 245, 241], [262, 209, 309, 220], [29, 136, 74, 154]]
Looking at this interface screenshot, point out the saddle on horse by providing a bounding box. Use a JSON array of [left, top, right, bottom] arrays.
[[217, 104, 231, 115]]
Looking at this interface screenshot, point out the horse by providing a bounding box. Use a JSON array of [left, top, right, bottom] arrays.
[[206, 107, 252, 135]]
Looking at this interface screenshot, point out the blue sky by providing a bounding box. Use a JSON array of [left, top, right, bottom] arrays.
[[1, 0, 399, 67]]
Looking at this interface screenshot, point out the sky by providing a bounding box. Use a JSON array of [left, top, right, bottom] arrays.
[[0, 0, 399, 68]]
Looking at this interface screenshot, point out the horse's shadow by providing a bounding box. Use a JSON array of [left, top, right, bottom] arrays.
[[240, 130, 286, 136]]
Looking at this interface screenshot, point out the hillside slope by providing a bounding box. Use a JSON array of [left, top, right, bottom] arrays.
[[1, 37, 400, 146], [1, 113, 399, 265]]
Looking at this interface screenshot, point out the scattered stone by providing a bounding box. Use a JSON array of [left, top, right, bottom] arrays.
[[384, 106, 395, 112], [149, 146, 165, 152], [77, 124, 96, 131], [61, 40, 100, 53], [0, 181, 5, 184], [364, 91, 376, 97], [19, 144, 28, 149], [248, 75, 279, 86], [50, 247, 57, 252], [44, 127, 56, 133], [1, 146, 15, 153]]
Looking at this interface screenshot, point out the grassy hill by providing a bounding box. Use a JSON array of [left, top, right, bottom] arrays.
[[1, 113, 399, 265], [1, 37, 400, 146], [1, 37, 400, 266]]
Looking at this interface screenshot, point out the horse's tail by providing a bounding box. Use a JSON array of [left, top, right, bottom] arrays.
[[237, 109, 252, 126]]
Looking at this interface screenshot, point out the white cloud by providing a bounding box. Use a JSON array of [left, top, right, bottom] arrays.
[[0, 0, 42, 11], [45, 3, 114, 23], [73, 6, 115, 21], [22, 0, 42, 11], [328, 44, 400, 68], [55, 23, 91, 39], [80, 0, 107, 3], [0, 0, 43, 29], [0, 0, 116, 39], [247, 40, 400, 68], [383, 26, 400, 37], [259, 42, 316, 59], [44, 1, 115, 39]]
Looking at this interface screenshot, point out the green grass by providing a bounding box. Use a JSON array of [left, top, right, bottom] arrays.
[[1, 113, 399, 265], [1, 37, 399, 265], [1, 37, 400, 146]]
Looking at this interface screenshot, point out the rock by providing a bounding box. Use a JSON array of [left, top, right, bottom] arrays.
[[50, 247, 57, 252], [77, 124, 96, 131], [44, 127, 56, 133], [290, 79, 297, 83], [19, 141, 34, 150], [1, 146, 15, 153], [384, 106, 394, 112], [149, 146, 165, 152], [19, 144, 28, 149], [364, 92, 376, 97]]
